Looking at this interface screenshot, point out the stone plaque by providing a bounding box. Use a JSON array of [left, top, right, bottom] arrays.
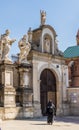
[[5, 96, 14, 102], [5, 72, 11, 85], [24, 72, 29, 86]]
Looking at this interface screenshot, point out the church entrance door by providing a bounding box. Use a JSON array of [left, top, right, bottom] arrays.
[[40, 69, 56, 115]]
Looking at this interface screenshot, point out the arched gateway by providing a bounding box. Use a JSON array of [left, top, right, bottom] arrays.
[[40, 69, 56, 115], [0, 11, 69, 120]]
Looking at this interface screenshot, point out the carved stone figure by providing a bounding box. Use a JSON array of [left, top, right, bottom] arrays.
[[28, 27, 32, 43], [40, 10, 46, 25], [18, 34, 31, 63], [44, 37, 50, 53], [0, 29, 16, 61], [54, 38, 63, 56]]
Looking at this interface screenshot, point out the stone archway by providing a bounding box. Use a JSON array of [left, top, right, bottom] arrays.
[[38, 64, 62, 116], [40, 68, 56, 115]]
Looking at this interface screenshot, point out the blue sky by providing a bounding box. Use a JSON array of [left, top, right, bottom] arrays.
[[0, 0, 79, 56]]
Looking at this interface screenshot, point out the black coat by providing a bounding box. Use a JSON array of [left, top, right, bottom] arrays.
[[46, 102, 56, 115]]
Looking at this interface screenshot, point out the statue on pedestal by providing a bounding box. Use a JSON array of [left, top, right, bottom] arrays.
[[0, 29, 16, 61], [18, 34, 31, 63]]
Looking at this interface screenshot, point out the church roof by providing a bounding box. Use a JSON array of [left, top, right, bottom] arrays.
[[64, 45, 79, 58]]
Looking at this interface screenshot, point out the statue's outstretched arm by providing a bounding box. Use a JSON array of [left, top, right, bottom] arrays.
[[10, 39, 16, 45]]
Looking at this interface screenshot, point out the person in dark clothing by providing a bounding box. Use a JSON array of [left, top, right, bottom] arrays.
[[46, 100, 56, 125]]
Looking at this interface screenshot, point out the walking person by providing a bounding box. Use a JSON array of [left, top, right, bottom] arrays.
[[46, 100, 56, 125]]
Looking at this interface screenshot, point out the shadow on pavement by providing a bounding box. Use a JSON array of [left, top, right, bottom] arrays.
[[15, 116, 79, 125], [56, 116, 79, 124]]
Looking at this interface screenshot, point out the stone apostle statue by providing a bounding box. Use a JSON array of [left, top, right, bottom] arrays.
[[0, 29, 16, 61], [18, 34, 31, 63]]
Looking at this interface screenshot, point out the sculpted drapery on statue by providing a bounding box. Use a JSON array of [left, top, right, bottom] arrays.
[[18, 34, 31, 63], [0, 29, 16, 61]]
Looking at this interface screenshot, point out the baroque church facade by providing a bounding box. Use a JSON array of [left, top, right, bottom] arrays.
[[0, 11, 79, 120]]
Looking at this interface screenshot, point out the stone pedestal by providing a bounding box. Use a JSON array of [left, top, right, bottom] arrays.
[[22, 88, 34, 118], [21, 87, 33, 107], [19, 63, 32, 88], [0, 61, 16, 119], [0, 61, 16, 107], [18, 63, 33, 118], [4, 87, 16, 107]]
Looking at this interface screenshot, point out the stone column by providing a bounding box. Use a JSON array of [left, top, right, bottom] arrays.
[[61, 65, 69, 115], [32, 61, 38, 101], [32, 60, 41, 117], [62, 65, 68, 101], [56, 80, 64, 116]]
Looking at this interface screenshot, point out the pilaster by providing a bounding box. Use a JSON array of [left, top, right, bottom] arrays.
[[32, 60, 41, 117]]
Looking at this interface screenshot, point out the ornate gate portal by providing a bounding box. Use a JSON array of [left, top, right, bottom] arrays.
[[40, 69, 56, 115]]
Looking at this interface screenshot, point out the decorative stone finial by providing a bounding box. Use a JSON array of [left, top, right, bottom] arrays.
[[76, 29, 79, 45], [40, 10, 46, 26]]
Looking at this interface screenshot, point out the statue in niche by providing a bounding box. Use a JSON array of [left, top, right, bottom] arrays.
[[44, 37, 50, 53], [0, 29, 16, 61], [18, 34, 31, 63], [40, 10, 46, 25]]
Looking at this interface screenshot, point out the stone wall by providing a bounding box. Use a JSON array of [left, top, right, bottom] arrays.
[[13, 65, 19, 89], [65, 58, 79, 87], [0, 107, 34, 120], [67, 88, 79, 115]]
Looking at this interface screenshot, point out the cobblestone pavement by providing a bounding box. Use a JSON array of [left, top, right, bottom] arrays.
[[0, 116, 79, 130]]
